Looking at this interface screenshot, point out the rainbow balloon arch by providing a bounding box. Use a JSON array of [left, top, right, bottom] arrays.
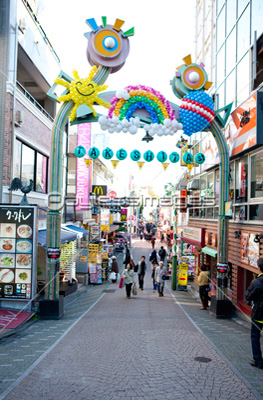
[[45, 17, 233, 317]]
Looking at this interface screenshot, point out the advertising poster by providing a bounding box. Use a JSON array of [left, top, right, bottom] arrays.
[[0, 206, 37, 300], [76, 123, 91, 211], [248, 234, 259, 268], [241, 232, 249, 264]]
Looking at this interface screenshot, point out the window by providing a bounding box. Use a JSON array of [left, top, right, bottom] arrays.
[[250, 204, 263, 221], [14, 139, 48, 193], [226, 0, 236, 36], [217, 6, 226, 51], [251, 0, 263, 39], [217, 0, 225, 15], [207, 173, 214, 197], [226, 28, 236, 76], [216, 45, 225, 86], [235, 156, 248, 203], [229, 162, 235, 201], [234, 205, 247, 221], [251, 150, 263, 198], [215, 169, 220, 205], [225, 69, 236, 109], [237, 6, 250, 60], [236, 52, 250, 107]]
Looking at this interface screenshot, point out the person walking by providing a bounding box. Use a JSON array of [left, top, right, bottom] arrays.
[[245, 258, 263, 369], [151, 236, 156, 249], [158, 246, 167, 263], [151, 259, 158, 290], [149, 249, 158, 263], [160, 233, 164, 243], [137, 256, 147, 290], [123, 247, 131, 267], [110, 256, 119, 283], [155, 261, 166, 297], [198, 264, 210, 310], [122, 263, 136, 299]]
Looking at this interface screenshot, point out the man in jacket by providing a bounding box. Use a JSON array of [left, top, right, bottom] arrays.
[[158, 246, 167, 262], [245, 257, 263, 369], [155, 261, 166, 297], [137, 256, 147, 290]]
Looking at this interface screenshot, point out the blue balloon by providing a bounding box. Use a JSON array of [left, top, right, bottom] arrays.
[[182, 152, 193, 164], [130, 149, 141, 161], [88, 147, 100, 159], [195, 153, 206, 164], [143, 150, 154, 162], [74, 145, 86, 158], [102, 147, 114, 160], [169, 152, 180, 163], [157, 151, 168, 163], [116, 148, 127, 161]]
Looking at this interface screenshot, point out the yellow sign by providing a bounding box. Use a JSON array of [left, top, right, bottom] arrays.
[[84, 159, 92, 167], [137, 161, 145, 170], [111, 160, 119, 169], [187, 163, 194, 172], [80, 256, 87, 262], [162, 163, 169, 171], [181, 143, 188, 166], [120, 214, 127, 221], [178, 271, 188, 286], [100, 224, 109, 232]]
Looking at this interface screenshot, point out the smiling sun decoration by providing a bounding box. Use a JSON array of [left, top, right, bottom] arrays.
[[55, 66, 110, 121]]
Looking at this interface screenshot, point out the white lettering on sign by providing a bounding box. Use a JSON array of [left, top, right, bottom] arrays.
[[182, 227, 202, 242]]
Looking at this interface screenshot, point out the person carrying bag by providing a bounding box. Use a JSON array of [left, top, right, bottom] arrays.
[[122, 263, 136, 299]]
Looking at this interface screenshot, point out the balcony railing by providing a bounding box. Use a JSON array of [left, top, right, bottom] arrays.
[[16, 81, 54, 122]]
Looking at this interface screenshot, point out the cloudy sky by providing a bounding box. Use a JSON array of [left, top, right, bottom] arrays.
[[38, 0, 196, 194]]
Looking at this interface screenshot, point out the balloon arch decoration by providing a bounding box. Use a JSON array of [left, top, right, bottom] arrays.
[[46, 17, 232, 312]]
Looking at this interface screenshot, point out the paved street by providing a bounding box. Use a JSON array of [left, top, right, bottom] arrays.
[[0, 240, 262, 400]]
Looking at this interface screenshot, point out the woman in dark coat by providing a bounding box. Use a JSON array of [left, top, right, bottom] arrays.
[[111, 256, 119, 283]]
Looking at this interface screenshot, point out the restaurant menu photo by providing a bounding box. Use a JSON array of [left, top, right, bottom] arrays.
[[0, 206, 36, 300]]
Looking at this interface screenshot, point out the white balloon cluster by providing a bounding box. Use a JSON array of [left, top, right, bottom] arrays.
[[98, 115, 141, 134], [116, 88, 130, 100], [144, 118, 183, 137]]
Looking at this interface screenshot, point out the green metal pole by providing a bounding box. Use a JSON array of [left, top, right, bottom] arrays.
[[172, 209, 177, 290]]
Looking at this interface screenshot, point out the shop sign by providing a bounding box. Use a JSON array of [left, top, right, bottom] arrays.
[[92, 206, 100, 215], [0, 205, 37, 301], [80, 256, 87, 262], [182, 226, 203, 245], [76, 123, 91, 211], [120, 208, 127, 221], [92, 185, 107, 196], [180, 190, 187, 213], [241, 232, 249, 264], [240, 163, 246, 198], [205, 232, 210, 246], [248, 234, 260, 268], [108, 190, 117, 199], [180, 142, 188, 166], [90, 223, 100, 237], [47, 248, 60, 258], [211, 234, 217, 247], [178, 260, 188, 288]]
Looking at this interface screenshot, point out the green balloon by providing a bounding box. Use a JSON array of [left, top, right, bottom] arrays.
[[88, 147, 100, 159]]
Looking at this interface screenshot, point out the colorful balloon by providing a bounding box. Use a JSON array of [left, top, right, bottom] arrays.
[[182, 152, 193, 164], [195, 153, 206, 164], [130, 149, 141, 161], [102, 147, 114, 160], [169, 152, 180, 163], [157, 151, 168, 163], [88, 147, 100, 159], [143, 150, 154, 162], [116, 148, 127, 160], [74, 145, 86, 158]]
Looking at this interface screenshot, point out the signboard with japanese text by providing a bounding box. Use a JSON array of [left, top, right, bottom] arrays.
[[0, 205, 37, 301], [76, 123, 91, 211], [241, 232, 249, 264]]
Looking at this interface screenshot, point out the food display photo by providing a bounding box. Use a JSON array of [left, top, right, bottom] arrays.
[[0, 239, 16, 253], [16, 254, 32, 268], [0, 253, 15, 268], [0, 223, 16, 238], [17, 224, 32, 239], [16, 239, 32, 254], [0, 268, 15, 283], [15, 268, 31, 284]]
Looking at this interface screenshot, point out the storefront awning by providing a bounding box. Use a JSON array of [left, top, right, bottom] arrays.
[[38, 229, 78, 248], [202, 246, 217, 258], [63, 225, 89, 238]]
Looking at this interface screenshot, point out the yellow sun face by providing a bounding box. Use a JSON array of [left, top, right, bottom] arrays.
[[55, 66, 110, 121]]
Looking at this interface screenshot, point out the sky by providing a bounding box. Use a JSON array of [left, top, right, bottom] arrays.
[[37, 0, 196, 195]]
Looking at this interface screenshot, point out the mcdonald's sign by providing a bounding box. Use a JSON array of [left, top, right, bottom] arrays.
[[92, 185, 107, 196]]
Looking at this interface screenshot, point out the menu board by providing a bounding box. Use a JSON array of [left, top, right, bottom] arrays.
[[0, 206, 37, 300]]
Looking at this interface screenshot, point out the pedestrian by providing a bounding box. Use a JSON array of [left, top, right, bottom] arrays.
[[151, 236, 156, 249], [149, 249, 158, 263], [151, 259, 158, 290], [137, 255, 147, 290], [155, 261, 166, 297], [122, 263, 136, 299], [245, 257, 263, 369], [110, 256, 119, 283], [160, 233, 164, 243], [158, 246, 167, 262], [123, 247, 131, 267], [198, 264, 210, 310]]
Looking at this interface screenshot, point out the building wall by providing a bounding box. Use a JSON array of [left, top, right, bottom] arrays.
[[4, 93, 13, 186]]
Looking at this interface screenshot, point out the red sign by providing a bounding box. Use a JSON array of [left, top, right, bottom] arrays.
[[108, 191, 117, 199], [180, 190, 187, 213], [0, 309, 32, 329]]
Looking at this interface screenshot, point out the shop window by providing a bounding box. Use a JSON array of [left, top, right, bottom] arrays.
[[249, 204, 263, 221], [234, 205, 247, 221], [226, 0, 236, 36], [207, 172, 214, 197], [236, 52, 250, 106], [14, 139, 48, 193], [217, 6, 226, 51], [251, 150, 263, 199], [214, 206, 219, 218], [235, 156, 248, 203], [229, 162, 235, 201], [206, 208, 214, 218]]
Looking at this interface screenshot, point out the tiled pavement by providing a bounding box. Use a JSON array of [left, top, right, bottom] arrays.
[[0, 240, 261, 400]]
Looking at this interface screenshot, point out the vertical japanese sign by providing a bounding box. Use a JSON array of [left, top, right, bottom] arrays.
[[241, 232, 249, 264], [76, 123, 91, 210], [240, 163, 246, 198], [0, 205, 37, 300], [120, 209, 127, 221]]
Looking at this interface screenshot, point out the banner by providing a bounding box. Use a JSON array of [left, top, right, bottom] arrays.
[[137, 162, 145, 170], [111, 160, 119, 169], [76, 123, 91, 210], [241, 232, 249, 264], [162, 163, 169, 171], [84, 159, 92, 167]]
